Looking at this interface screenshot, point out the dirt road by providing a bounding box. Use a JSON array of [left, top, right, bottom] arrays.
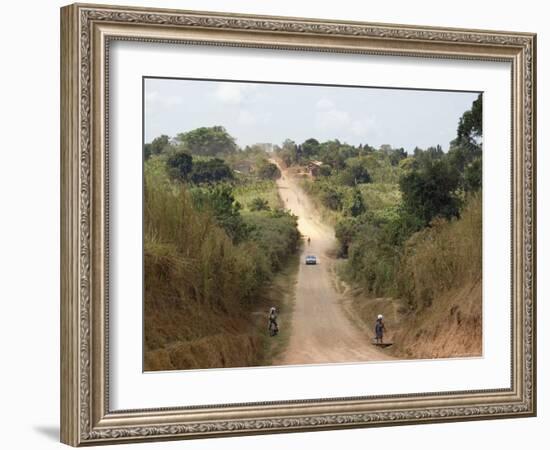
[[272, 167, 391, 365]]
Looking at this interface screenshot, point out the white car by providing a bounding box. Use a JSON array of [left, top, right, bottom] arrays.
[[305, 255, 317, 265]]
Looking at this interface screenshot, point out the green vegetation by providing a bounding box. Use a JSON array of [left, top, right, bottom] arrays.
[[233, 179, 283, 212], [143, 128, 299, 371], [279, 94, 483, 312], [144, 91, 483, 366], [175, 125, 238, 156]]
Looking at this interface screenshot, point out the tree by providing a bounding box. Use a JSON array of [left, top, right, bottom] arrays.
[[457, 94, 482, 145], [176, 126, 237, 156], [318, 140, 346, 169], [256, 161, 281, 180], [320, 186, 343, 211], [340, 157, 372, 186], [189, 158, 234, 184], [447, 94, 483, 183], [335, 217, 359, 257], [344, 188, 366, 217], [301, 138, 321, 159], [166, 150, 193, 181], [399, 159, 461, 225], [319, 164, 332, 177], [464, 157, 482, 192], [144, 134, 171, 160], [191, 185, 248, 243], [389, 148, 407, 166], [278, 139, 298, 166]]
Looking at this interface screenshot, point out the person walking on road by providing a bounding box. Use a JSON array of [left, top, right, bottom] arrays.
[[375, 314, 386, 344], [268, 307, 279, 336]]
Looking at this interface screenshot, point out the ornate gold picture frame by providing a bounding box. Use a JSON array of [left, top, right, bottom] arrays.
[[60, 3, 536, 446]]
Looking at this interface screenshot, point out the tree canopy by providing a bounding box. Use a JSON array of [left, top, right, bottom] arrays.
[[176, 126, 238, 157]]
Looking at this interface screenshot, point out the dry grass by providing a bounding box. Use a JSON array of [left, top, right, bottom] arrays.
[[397, 193, 482, 309], [143, 160, 299, 371], [348, 193, 482, 359]]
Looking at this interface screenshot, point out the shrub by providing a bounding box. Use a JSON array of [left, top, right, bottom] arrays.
[[190, 184, 249, 243], [249, 197, 270, 211], [256, 161, 281, 180], [399, 159, 461, 226], [189, 158, 234, 184], [166, 150, 193, 181]]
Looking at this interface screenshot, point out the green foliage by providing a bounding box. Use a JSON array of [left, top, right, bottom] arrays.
[[447, 94, 483, 189], [144, 134, 171, 160], [176, 126, 237, 156], [319, 164, 332, 177], [396, 194, 482, 309], [249, 197, 270, 211], [457, 94, 482, 144], [278, 139, 298, 167], [245, 210, 300, 272], [318, 140, 347, 169], [344, 216, 401, 296], [334, 217, 359, 257], [144, 160, 299, 321], [464, 157, 482, 192], [301, 138, 321, 159], [360, 152, 402, 183], [189, 158, 234, 184], [388, 148, 407, 166], [190, 184, 248, 243], [339, 157, 372, 186], [332, 95, 483, 300], [233, 179, 282, 211], [399, 159, 461, 226], [359, 183, 401, 212], [344, 188, 366, 217], [166, 150, 193, 181], [412, 145, 445, 170], [319, 185, 344, 211], [256, 161, 281, 180]]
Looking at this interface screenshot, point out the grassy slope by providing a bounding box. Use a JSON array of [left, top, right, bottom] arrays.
[[301, 167, 482, 359], [144, 162, 299, 371], [346, 194, 482, 359]]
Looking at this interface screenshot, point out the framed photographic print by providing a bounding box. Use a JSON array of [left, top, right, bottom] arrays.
[[60, 3, 537, 446]]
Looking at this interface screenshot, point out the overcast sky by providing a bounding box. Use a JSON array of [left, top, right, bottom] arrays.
[[144, 78, 480, 152]]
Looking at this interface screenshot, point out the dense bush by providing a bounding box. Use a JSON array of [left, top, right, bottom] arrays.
[[256, 161, 281, 180], [144, 134, 171, 160], [144, 156, 299, 308], [166, 150, 193, 181], [328, 94, 483, 304], [245, 210, 301, 272], [175, 126, 237, 156], [189, 158, 234, 184], [190, 184, 248, 243], [399, 159, 461, 226], [249, 197, 270, 211]]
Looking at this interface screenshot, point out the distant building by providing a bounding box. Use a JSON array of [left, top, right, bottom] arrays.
[[253, 143, 274, 153], [297, 160, 323, 178]]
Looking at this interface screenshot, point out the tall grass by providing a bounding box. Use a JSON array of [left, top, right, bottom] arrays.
[[344, 193, 482, 359], [397, 192, 482, 308], [341, 193, 481, 304], [143, 160, 299, 370]]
